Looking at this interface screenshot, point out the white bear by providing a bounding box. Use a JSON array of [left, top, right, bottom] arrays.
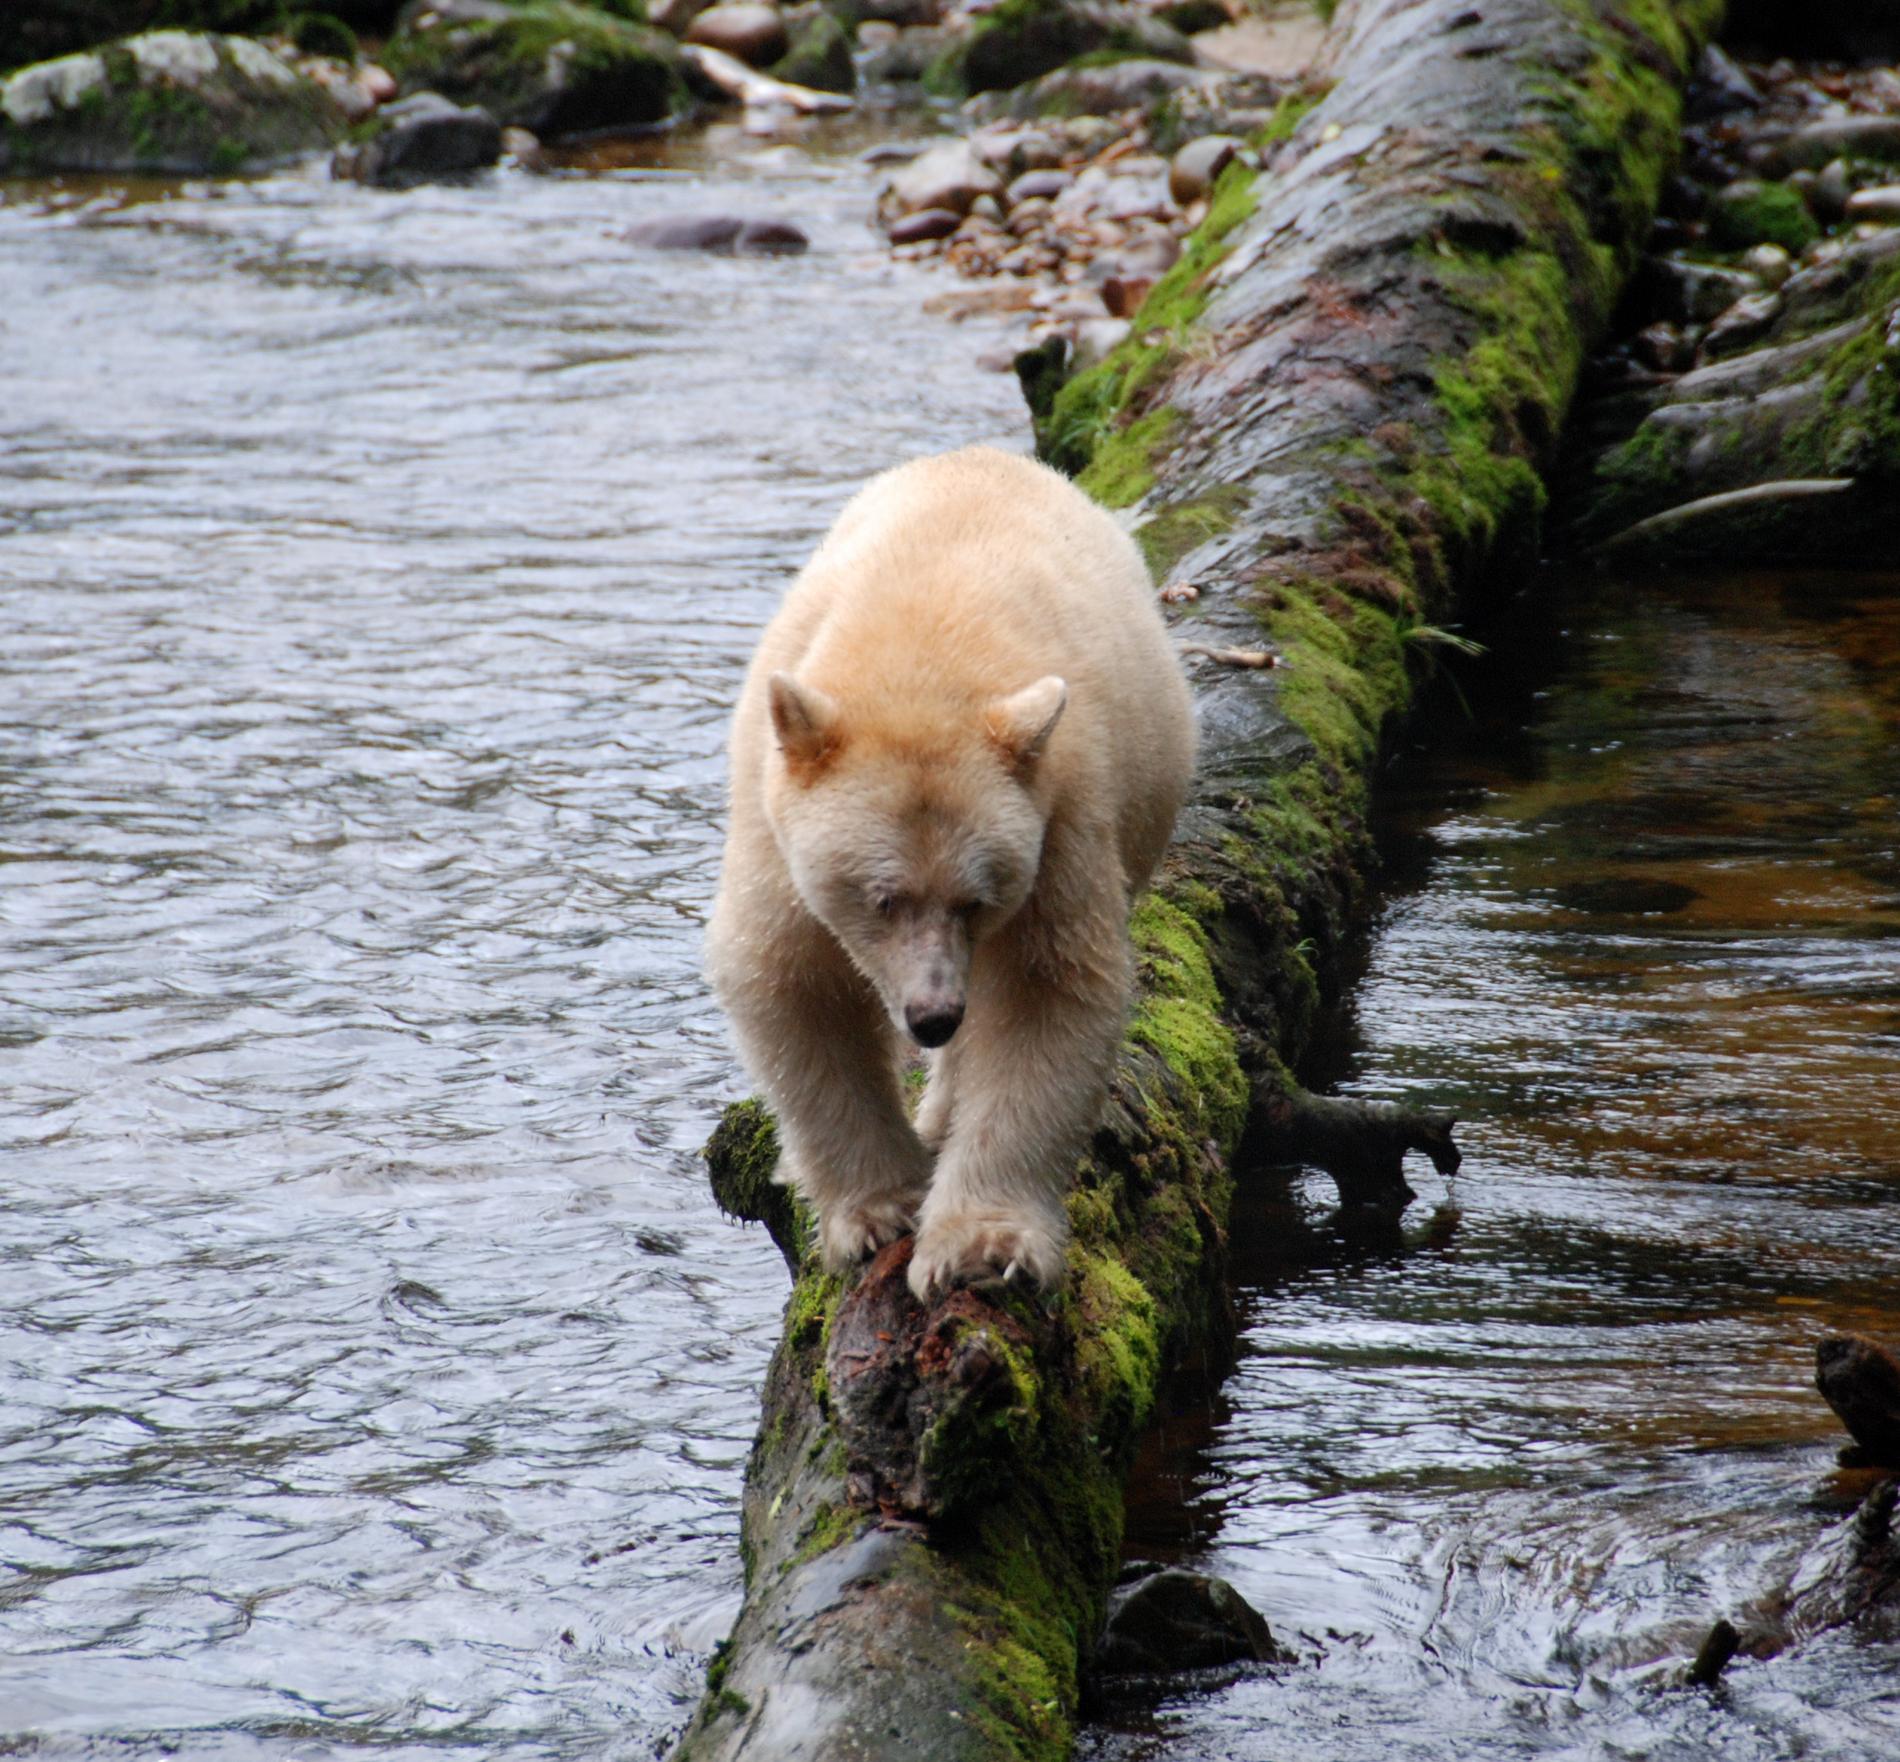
[[706, 447, 1195, 1303]]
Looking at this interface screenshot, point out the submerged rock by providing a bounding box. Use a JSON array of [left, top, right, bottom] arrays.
[[380, 0, 687, 138], [1097, 1567, 1288, 1675], [332, 89, 502, 185], [622, 212, 808, 253], [0, 30, 346, 174]]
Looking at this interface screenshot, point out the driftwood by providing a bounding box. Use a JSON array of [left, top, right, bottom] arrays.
[[678, 3, 1724, 1756]]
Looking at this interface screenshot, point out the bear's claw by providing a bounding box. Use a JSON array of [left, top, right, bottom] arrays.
[[907, 1212, 1064, 1303], [820, 1191, 918, 1270]]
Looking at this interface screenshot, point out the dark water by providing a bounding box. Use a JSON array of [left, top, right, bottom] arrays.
[[0, 134, 1026, 1757], [1090, 568, 1900, 1760]]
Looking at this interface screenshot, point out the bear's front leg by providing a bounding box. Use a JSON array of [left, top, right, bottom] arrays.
[[722, 961, 931, 1272], [908, 931, 1129, 1303]]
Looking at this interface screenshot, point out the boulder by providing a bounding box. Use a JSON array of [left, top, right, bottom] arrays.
[[1818, 1334, 1900, 1466], [380, 0, 687, 139], [0, 30, 346, 174], [1640, 254, 1759, 326], [331, 89, 502, 185], [929, 0, 1193, 98], [685, 2, 789, 67], [997, 55, 1205, 119], [769, 7, 854, 94], [1096, 1568, 1289, 1675]]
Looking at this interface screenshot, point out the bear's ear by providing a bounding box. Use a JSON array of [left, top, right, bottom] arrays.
[[768, 672, 843, 777], [987, 675, 1068, 769]]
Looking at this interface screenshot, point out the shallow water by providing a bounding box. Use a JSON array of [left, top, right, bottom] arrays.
[[0, 133, 1026, 1757], [1090, 567, 1900, 1760]]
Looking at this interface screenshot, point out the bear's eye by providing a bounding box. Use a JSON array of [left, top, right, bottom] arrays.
[[874, 893, 897, 919]]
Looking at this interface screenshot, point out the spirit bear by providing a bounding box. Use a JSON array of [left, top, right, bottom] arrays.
[[707, 447, 1195, 1302]]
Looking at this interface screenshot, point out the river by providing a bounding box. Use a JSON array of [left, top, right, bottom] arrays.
[[3, 142, 1898, 1761]]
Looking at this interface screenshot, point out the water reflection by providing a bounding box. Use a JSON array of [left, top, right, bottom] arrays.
[[1093, 568, 1900, 1761], [0, 137, 1026, 1756]]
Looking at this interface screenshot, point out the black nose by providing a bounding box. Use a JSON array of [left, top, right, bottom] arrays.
[[906, 1005, 963, 1048]]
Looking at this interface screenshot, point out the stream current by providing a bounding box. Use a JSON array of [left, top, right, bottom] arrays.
[[3, 145, 1898, 1761]]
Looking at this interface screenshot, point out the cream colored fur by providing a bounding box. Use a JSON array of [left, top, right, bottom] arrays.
[[706, 446, 1195, 1302]]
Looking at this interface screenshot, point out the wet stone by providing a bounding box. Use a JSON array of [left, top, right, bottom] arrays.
[[1776, 114, 1900, 172], [1818, 1334, 1900, 1466], [685, 2, 790, 65], [887, 206, 963, 243], [1643, 255, 1760, 326], [1006, 167, 1073, 204], [883, 141, 1004, 217], [1168, 132, 1243, 207], [1846, 186, 1900, 224], [622, 213, 809, 253], [1097, 1567, 1288, 1675], [1702, 289, 1782, 357], [332, 91, 503, 187]]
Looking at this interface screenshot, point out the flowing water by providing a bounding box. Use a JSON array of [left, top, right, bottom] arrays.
[[0, 134, 1026, 1757], [1091, 567, 1900, 1761], [4, 138, 1898, 1762]]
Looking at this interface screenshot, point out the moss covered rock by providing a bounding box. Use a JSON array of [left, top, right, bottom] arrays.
[[1706, 177, 1818, 254], [381, 0, 687, 137], [0, 29, 345, 173], [769, 7, 853, 93], [928, 0, 1192, 99]]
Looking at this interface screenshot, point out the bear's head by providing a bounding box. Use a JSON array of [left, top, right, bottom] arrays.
[[761, 670, 1066, 1048]]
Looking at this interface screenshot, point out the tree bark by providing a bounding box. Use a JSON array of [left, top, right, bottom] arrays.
[[678, 3, 1724, 1756]]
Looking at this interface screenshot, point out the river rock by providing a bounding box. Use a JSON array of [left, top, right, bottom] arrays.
[[1006, 167, 1071, 204], [648, 0, 717, 36], [1705, 178, 1818, 254], [1642, 254, 1760, 326], [1845, 186, 1900, 225], [1701, 289, 1782, 357], [332, 90, 502, 186], [686, 3, 789, 67], [1818, 1334, 1900, 1465], [935, 0, 1193, 97], [887, 205, 962, 243], [1741, 242, 1793, 289], [0, 30, 346, 174], [833, 0, 943, 23], [770, 8, 854, 94], [381, 0, 687, 138], [1097, 1567, 1289, 1674], [624, 212, 809, 253], [883, 140, 1003, 217], [1000, 56, 1205, 120], [1169, 133, 1243, 206], [1773, 114, 1900, 173]]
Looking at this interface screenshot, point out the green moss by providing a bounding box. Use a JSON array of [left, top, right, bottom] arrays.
[[787, 1499, 864, 1568], [1706, 178, 1819, 254], [380, 0, 685, 133], [1133, 481, 1249, 578], [290, 11, 357, 60]]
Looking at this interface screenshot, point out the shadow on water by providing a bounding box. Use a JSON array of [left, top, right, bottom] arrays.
[[1094, 565, 1900, 1761]]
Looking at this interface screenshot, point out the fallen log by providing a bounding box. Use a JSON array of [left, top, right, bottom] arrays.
[[677, 2, 1723, 1755]]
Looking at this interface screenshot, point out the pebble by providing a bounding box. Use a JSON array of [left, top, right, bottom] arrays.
[[1742, 242, 1793, 287], [1168, 133, 1242, 207], [969, 193, 1004, 223], [1812, 157, 1853, 222], [1101, 274, 1154, 318], [1007, 167, 1073, 204], [887, 206, 963, 244], [1702, 289, 1782, 357], [884, 141, 1004, 217], [685, 2, 789, 66], [1845, 186, 1900, 223]]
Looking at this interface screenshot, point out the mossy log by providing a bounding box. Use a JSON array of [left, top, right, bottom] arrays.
[[677, 2, 1723, 1756]]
